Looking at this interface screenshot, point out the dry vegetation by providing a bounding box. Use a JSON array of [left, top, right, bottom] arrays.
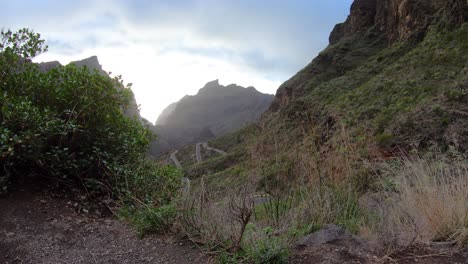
[[378, 157, 468, 250], [170, 117, 467, 263]]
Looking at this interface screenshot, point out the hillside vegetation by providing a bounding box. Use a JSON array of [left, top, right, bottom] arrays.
[[171, 1, 467, 262], [1, 0, 467, 263], [0, 29, 181, 229]]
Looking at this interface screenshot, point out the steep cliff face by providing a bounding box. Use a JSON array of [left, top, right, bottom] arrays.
[[273, 0, 467, 112], [331, 0, 467, 45]]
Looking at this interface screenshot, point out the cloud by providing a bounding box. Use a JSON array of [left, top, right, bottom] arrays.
[[1, 0, 352, 121]]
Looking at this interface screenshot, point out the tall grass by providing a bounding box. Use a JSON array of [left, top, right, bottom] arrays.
[[381, 157, 468, 247]]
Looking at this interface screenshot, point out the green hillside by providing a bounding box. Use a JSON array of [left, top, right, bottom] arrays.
[[175, 1, 467, 261]]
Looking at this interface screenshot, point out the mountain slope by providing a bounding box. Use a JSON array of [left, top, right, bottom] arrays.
[[192, 0, 467, 186], [176, 1, 468, 259], [150, 80, 274, 156]]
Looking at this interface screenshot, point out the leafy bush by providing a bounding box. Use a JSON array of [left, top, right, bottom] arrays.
[[244, 236, 289, 264], [0, 29, 179, 203], [119, 203, 177, 237]]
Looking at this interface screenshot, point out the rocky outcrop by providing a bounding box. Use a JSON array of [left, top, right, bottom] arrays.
[[273, 0, 467, 112], [38, 61, 61, 72], [330, 0, 467, 45], [70, 56, 106, 74]]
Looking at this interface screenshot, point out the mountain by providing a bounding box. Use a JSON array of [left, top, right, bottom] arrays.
[[177, 1, 467, 259], [270, 0, 467, 152], [188, 0, 467, 181], [149, 80, 274, 156], [155, 102, 178, 126], [38, 56, 142, 120]]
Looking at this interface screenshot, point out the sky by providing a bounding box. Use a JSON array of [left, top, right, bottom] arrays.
[[1, 0, 352, 122]]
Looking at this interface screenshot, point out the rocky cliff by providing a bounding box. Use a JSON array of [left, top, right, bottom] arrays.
[[273, 0, 467, 113], [331, 0, 467, 45]]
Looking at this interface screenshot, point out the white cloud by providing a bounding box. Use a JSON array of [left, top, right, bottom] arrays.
[[4, 0, 351, 122]]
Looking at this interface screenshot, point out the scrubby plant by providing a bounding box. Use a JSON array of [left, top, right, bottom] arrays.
[[119, 203, 177, 237], [380, 157, 468, 248]]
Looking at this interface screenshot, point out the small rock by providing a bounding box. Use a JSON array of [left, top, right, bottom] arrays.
[[82, 208, 89, 214], [6, 232, 15, 237], [40, 199, 47, 204]]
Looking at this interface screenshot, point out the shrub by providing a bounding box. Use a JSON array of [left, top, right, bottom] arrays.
[[0, 28, 153, 196], [120, 203, 177, 237], [244, 236, 289, 264], [381, 157, 468, 248]]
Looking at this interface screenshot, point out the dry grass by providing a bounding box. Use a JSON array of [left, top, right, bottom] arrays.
[[380, 157, 468, 248]]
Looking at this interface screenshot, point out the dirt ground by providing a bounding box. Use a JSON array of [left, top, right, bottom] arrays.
[[0, 188, 210, 264], [1, 187, 466, 264]]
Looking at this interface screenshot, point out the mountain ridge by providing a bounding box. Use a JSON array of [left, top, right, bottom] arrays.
[[150, 80, 274, 156]]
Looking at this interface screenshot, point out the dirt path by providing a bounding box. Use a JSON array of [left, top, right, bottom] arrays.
[[169, 151, 182, 169], [0, 189, 208, 264], [195, 143, 203, 164], [196, 142, 226, 164], [202, 143, 226, 156]]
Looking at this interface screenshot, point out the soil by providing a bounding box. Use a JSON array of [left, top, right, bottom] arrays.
[[0, 188, 210, 264], [1, 186, 466, 264]]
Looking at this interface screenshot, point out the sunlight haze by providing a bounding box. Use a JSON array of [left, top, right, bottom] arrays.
[[2, 0, 352, 122]]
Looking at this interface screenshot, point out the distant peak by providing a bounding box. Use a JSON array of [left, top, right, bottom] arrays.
[[70, 55, 104, 74], [81, 55, 100, 65], [204, 79, 220, 88]]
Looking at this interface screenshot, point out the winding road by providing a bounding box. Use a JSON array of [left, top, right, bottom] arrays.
[[196, 142, 227, 164], [195, 143, 203, 164], [170, 151, 189, 193], [170, 151, 182, 169]]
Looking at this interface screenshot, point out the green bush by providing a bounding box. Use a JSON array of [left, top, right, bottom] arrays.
[[244, 236, 289, 264], [0, 29, 179, 204], [119, 203, 177, 237]]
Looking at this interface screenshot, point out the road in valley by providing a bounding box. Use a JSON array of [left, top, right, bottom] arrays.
[[196, 142, 227, 164], [195, 143, 203, 164], [170, 151, 190, 193], [170, 151, 182, 169], [202, 142, 227, 155]]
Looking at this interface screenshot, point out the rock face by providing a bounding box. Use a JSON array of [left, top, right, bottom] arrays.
[[150, 80, 274, 156], [273, 0, 467, 112], [70, 56, 106, 74], [330, 0, 467, 45]]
